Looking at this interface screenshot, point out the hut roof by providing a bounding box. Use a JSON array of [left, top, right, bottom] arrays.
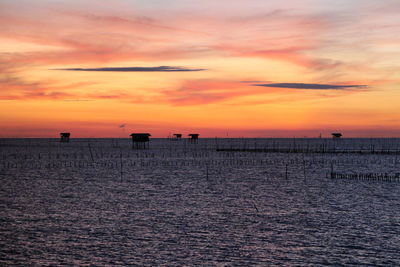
[[188, 134, 199, 137], [60, 132, 70, 136], [331, 133, 342, 137], [130, 133, 151, 137]]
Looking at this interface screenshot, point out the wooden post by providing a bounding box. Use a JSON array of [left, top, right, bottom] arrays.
[[285, 164, 288, 179]]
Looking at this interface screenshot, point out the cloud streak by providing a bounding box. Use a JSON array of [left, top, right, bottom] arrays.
[[253, 83, 367, 90], [53, 66, 206, 72]]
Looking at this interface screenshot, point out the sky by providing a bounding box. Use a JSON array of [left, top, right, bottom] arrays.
[[0, 0, 399, 137]]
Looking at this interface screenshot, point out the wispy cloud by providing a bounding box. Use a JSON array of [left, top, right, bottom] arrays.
[[240, 80, 268, 83], [62, 99, 93, 102], [0, 63, 99, 100], [253, 83, 367, 90], [53, 66, 206, 72]]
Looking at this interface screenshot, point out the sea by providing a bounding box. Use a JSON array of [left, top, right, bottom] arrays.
[[1, 138, 400, 266]]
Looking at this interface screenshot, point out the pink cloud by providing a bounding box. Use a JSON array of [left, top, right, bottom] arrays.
[[0, 3, 338, 68]]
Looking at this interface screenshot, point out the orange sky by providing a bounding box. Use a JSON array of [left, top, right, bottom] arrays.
[[1, 0, 399, 137]]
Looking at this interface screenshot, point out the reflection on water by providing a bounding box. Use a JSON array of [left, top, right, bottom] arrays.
[[1, 138, 400, 265]]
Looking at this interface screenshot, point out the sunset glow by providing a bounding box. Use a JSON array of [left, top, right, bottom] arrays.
[[1, 0, 399, 137]]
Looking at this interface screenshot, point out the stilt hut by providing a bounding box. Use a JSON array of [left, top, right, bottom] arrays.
[[172, 134, 182, 141], [188, 133, 199, 143], [130, 133, 151, 149], [332, 133, 342, 139], [60, 132, 70, 142]]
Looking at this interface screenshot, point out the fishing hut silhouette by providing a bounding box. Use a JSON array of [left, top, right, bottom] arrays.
[[130, 133, 151, 149], [188, 133, 199, 143], [332, 133, 342, 139], [172, 134, 182, 141], [60, 132, 70, 142]]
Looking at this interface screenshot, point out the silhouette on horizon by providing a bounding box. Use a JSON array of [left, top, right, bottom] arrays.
[[60, 132, 70, 142], [188, 133, 199, 143], [332, 133, 342, 139], [172, 133, 182, 141], [130, 133, 151, 149]]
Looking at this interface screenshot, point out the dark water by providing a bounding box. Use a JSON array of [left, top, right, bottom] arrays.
[[1, 138, 400, 266]]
